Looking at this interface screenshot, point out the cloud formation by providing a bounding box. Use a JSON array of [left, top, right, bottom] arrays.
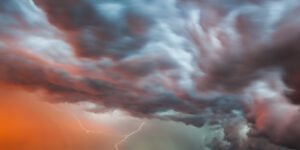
[[0, 0, 300, 149]]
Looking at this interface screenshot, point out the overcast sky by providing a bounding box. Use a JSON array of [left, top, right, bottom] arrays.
[[0, 0, 300, 150]]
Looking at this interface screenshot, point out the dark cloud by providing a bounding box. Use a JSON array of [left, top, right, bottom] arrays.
[[33, 0, 151, 59], [0, 49, 196, 120], [194, 31, 300, 101], [1, 0, 300, 149], [190, 29, 300, 149]]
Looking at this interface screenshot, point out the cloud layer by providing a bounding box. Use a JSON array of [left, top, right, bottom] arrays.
[[0, 0, 300, 149]]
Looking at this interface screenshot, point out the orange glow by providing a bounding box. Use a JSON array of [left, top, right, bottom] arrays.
[[0, 83, 117, 150]]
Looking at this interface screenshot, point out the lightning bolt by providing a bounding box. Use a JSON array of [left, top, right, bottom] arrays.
[[52, 104, 145, 150], [71, 111, 146, 150], [72, 112, 146, 150], [51, 104, 103, 134], [69, 111, 101, 134], [114, 121, 145, 150]]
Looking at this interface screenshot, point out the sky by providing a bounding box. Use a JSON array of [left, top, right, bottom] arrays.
[[0, 0, 300, 150]]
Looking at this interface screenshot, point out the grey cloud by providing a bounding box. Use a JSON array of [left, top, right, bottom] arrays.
[[1, 0, 300, 149]]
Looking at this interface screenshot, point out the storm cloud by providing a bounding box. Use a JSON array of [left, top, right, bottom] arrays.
[[0, 0, 300, 149]]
